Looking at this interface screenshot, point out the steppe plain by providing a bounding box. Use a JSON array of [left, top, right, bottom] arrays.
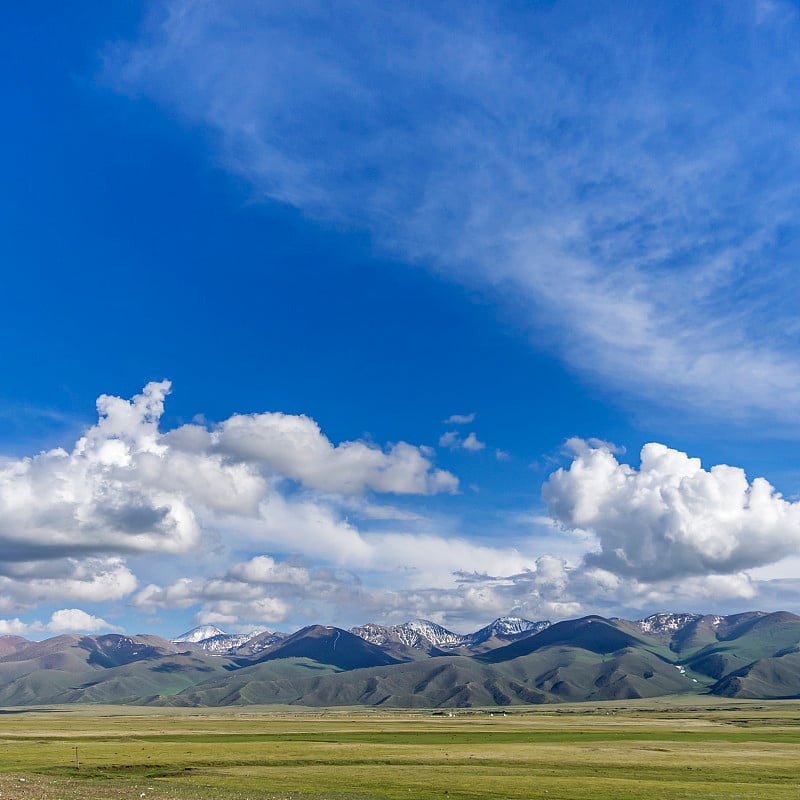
[[1, 698, 799, 800]]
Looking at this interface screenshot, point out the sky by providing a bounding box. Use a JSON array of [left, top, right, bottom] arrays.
[[3, 0, 800, 639]]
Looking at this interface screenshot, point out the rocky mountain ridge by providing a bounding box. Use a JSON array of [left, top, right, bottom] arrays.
[[176, 615, 551, 656], [3, 610, 799, 708], [175, 612, 713, 656]]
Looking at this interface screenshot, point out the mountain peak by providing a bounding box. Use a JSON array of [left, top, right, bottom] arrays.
[[256, 625, 400, 670], [403, 619, 465, 647], [466, 616, 550, 646], [173, 625, 227, 643]]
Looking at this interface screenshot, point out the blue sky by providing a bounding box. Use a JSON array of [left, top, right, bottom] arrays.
[[2, 1, 800, 639]]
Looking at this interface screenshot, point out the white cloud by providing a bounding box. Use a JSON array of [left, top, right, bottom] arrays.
[[223, 492, 376, 565], [3, 381, 795, 630], [444, 413, 476, 425], [47, 608, 120, 633], [0, 617, 31, 636], [104, 2, 800, 425], [0, 558, 137, 613], [134, 548, 779, 632], [228, 555, 310, 585], [213, 411, 457, 495], [0, 382, 457, 620], [461, 432, 485, 452], [367, 532, 529, 587], [439, 430, 485, 452], [134, 557, 527, 632], [134, 556, 327, 626], [0, 608, 120, 636], [135, 517, 537, 628], [439, 556, 770, 625], [0, 384, 452, 563], [543, 440, 800, 581], [0, 381, 201, 562], [439, 431, 459, 448]]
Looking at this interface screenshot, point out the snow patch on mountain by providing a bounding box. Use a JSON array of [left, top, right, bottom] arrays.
[[404, 619, 466, 648], [349, 620, 465, 649], [635, 613, 701, 634], [237, 630, 288, 655], [196, 630, 267, 653], [350, 616, 549, 650], [349, 623, 393, 646]]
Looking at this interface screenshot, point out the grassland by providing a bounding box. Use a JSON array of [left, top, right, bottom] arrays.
[[1, 698, 799, 799]]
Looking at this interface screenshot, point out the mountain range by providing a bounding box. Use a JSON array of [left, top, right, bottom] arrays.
[[1, 611, 800, 707]]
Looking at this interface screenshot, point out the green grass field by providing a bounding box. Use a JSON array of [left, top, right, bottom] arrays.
[[1, 699, 799, 799]]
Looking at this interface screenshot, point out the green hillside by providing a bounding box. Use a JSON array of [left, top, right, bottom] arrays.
[[2, 613, 799, 707]]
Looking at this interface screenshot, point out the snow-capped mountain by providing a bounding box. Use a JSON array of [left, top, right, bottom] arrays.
[[350, 616, 550, 652], [349, 619, 466, 651], [172, 626, 268, 653], [466, 616, 550, 646], [403, 619, 467, 648], [349, 623, 395, 647], [173, 625, 227, 643]]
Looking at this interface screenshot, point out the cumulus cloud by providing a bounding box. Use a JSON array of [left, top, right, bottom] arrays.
[[47, 608, 120, 633], [543, 439, 800, 581], [439, 431, 485, 452], [0, 382, 458, 619], [0, 617, 31, 636], [5, 381, 795, 632], [0, 381, 201, 562], [212, 411, 457, 495], [0, 608, 120, 636], [462, 433, 485, 452], [0, 382, 454, 562]]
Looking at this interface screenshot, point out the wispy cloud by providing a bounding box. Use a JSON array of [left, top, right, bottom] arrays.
[[104, 0, 800, 426], [444, 413, 475, 425]]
